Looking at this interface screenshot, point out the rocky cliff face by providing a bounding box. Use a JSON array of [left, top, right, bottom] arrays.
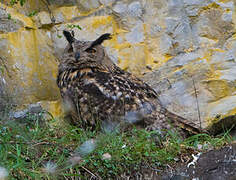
[[0, 0, 235, 132]]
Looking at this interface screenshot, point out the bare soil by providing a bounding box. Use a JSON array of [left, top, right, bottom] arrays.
[[161, 143, 236, 180], [121, 143, 236, 180]]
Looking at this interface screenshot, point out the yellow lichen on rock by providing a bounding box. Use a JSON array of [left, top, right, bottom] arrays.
[[0, 2, 35, 29], [91, 16, 113, 29], [53, 6, 80, 21], [204, 80, 230, 101], [0, 28, 59, 105], [40, 100, 62, 119]]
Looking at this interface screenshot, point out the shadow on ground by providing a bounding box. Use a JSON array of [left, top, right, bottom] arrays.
[[139, 142, 236, 180]]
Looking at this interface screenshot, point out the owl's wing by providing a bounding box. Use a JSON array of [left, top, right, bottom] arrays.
[[69, 68, 159, 126]]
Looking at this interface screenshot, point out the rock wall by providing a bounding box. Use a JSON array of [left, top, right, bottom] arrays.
[[0, 0, 235, 132]]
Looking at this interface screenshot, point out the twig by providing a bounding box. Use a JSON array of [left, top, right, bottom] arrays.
[[41, 0, 61, 40], [41, 0, 55, 23], [81, 166, 101, 180], [31, 141, 51, 147], [0, 140, 56, 146], [192, 77, 202, 130]]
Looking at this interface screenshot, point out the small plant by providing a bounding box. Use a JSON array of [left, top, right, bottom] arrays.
[[57, 34, 62, 38], [66, 24, 82, 31], [28, 10, 38, 17], [7, 13, 11, 20], [56, 24, 82, 39], [10, 0, 26, 6], [0, 112, 233, 179]]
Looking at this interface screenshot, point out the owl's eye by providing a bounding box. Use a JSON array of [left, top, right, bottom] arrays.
[[75, 52, 80, 60], [85, 48, 96, 53]]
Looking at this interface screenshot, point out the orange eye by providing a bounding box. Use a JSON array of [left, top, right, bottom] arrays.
[[86, 48, 96, 53]]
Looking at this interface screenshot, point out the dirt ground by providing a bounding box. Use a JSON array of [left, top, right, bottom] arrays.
[[122, 142, 236, 180], [161, 142, 236, 180]]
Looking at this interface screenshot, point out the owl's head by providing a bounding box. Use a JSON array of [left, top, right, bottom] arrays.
[[62, 30, 112, 63]]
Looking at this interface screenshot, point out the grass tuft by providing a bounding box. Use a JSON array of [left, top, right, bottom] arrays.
[[0, 115, 233, 179]]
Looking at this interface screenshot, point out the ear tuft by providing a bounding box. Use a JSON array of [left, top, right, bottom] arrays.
[[98, 33, 112, 41], [63, 30, 74, 44], [86, 33, 112, 51]]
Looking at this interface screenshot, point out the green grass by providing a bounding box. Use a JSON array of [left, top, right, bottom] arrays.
[[0, 114, 233, 179]]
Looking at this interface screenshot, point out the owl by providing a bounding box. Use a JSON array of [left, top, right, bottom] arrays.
[[57, 30, 202, 135]]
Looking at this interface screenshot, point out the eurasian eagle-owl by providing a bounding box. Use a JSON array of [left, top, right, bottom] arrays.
[[57, 30, 202, 134]]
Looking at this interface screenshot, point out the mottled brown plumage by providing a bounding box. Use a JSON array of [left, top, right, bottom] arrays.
[[57, 30, 203, 135]]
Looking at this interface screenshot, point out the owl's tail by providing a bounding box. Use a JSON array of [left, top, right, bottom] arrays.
[[164, 109, 207, 135]]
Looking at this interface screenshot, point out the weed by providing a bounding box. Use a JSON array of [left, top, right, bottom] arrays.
[[28, 10, 38, 17], [7, 14, 11, 20], [66, 24, 82, 31], [0, 114, 233, 179], [10, 0, 26, 6]]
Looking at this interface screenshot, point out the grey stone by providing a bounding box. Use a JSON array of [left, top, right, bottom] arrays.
[[0, 8, 24, 33], [222, 11, 233, 22], [12, 109, 28, 119], [183, 0, 211, 6], [48, 0, 75, 6], [184, 6, 199, 17], [182, 0, 213, 16], [79, 0, 100, 10], [36, 11, 52, 26], [196, 8, 234, 44], [128, 1, 143, 18], [51, 25, 68, 59], [113, 2, 128, 14], [11, 103, 43, 120], [142, 49, 212, 128], [167, 0, 184, 16], [125, 22, 144, 43], [159, 81, 196, 108], [209, 96, 236, 118], [216, 1, 234, 11], [149, 24, 162, 37], [0, 74, 10, 114], [0, 39, 8, 55], [219, 67, 236, 81], [211, 50, 236, 70], [165, 17, 180, 34], [0, 7, 8, 19], [166, 52, 202, 68], [160, 33, 173, 54], [54, 12, 65, 23], [165, 7, 197, 55], [105, 47, 118, 63], [172, 19, 195, 52], [99, 0, 115, 5]]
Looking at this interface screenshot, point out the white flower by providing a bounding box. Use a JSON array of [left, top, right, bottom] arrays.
[[0, 167, 8, 180], [42, 161, 57, 174]]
